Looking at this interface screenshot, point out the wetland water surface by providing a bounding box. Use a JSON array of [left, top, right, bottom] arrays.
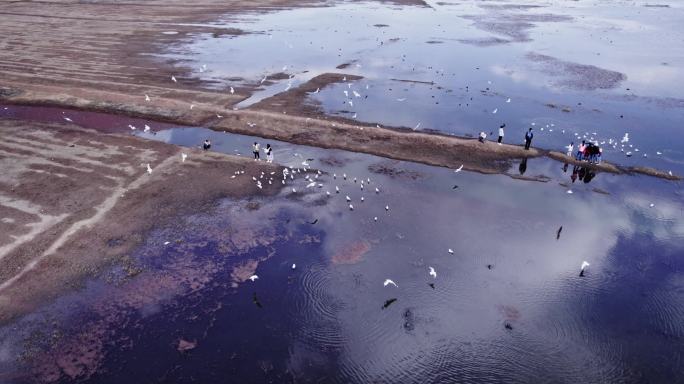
[[1, 124, 682, 383], [1, 0, 684, 382], [162, 0, 684, 175]]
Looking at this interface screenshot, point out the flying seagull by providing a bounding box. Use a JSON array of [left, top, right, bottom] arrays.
[[171, 76, 177, 83], [181, 153, 187, 162], [454, 164, 463, 173], [429, 267, 437, 278], [145, 94, 151, 102], [579, 261, 590, 277], [382, 298, 397, 309], [146, 164, 152, 174], [448, 249, 454, 254], [384, 279, 398, 287], [248, 275, 259, 282]]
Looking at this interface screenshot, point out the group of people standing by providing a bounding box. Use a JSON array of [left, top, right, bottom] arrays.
[[478, 125, 535, 150], [252, 142, 274, 163], [567, 140, 602, 164], [201, 139, 274, 163]]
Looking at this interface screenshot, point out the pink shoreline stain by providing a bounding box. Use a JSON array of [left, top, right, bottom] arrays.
[[331, 241, 370, 265]]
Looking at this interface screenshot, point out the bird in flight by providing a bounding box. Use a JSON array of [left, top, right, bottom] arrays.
[[384, 279, 398, 287]]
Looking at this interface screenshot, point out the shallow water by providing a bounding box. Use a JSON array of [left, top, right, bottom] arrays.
[[161, 0, 684, 175], [1, 124, 682, 383]]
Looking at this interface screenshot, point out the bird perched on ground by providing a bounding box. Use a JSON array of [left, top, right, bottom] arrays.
[[145, 94, 151, 102], [146, 164, 152, 174], [429, 267, 437, 278], [171, 76, 177, 83], [384, 279, 398, 287], [144, 125, 151, 133], [249, 275, 259, 282], [579, 261, 590, 277], [181, 153, 187, 162], [230, 87, 235, 94]]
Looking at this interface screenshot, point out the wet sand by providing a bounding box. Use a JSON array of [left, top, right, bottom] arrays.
[[0, 119, 283, 323]]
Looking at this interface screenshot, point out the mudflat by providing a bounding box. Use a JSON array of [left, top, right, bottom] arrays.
[[0, 119, 282, 323]]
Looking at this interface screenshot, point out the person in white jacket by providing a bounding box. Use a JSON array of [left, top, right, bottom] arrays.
[[498, 124, 505, 144]]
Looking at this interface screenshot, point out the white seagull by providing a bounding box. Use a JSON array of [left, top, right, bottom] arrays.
[[145, 94, 151, 102], [248, 275, 259, 282], [454, 164, 464, 173], [579, 261, 590, 277], [383, 279, 398, 287], [146, 164, 153, 174], [429, 267, 437, 278], [448, 249, 454, 254], [171, 76, 177, 83], [181, 153, 188, 162]]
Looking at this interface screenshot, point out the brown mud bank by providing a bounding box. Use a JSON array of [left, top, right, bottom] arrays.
[[2, 78, 678, 181], [0, 119, 284, 324]]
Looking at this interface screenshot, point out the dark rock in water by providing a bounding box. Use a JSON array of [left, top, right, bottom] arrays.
[[382, 298, 397, 309], [403, 308, 415, 331], [505, 323, 513, 330], [253, 292, 263, 308]]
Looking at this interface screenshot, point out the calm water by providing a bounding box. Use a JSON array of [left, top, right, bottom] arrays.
[[2, 0, 684, 382]]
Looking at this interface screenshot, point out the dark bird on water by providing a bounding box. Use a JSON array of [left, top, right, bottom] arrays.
[[557, 226, 563, 240], [253, 292, 263, 308], [309, 219, 318, 225], [382, 298, 398, 309], [428, 283, 435, 289], [487, 264, 493, 270], [505, 323, 513, 330]]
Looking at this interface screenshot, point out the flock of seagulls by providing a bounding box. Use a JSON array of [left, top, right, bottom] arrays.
[[229, 147, 599, 318]]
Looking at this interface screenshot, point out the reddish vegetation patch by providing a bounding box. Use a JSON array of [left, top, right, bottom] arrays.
[[498, 304, 521, 322], [332, 241, 370, 265], [177, 339, 197, 352]]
